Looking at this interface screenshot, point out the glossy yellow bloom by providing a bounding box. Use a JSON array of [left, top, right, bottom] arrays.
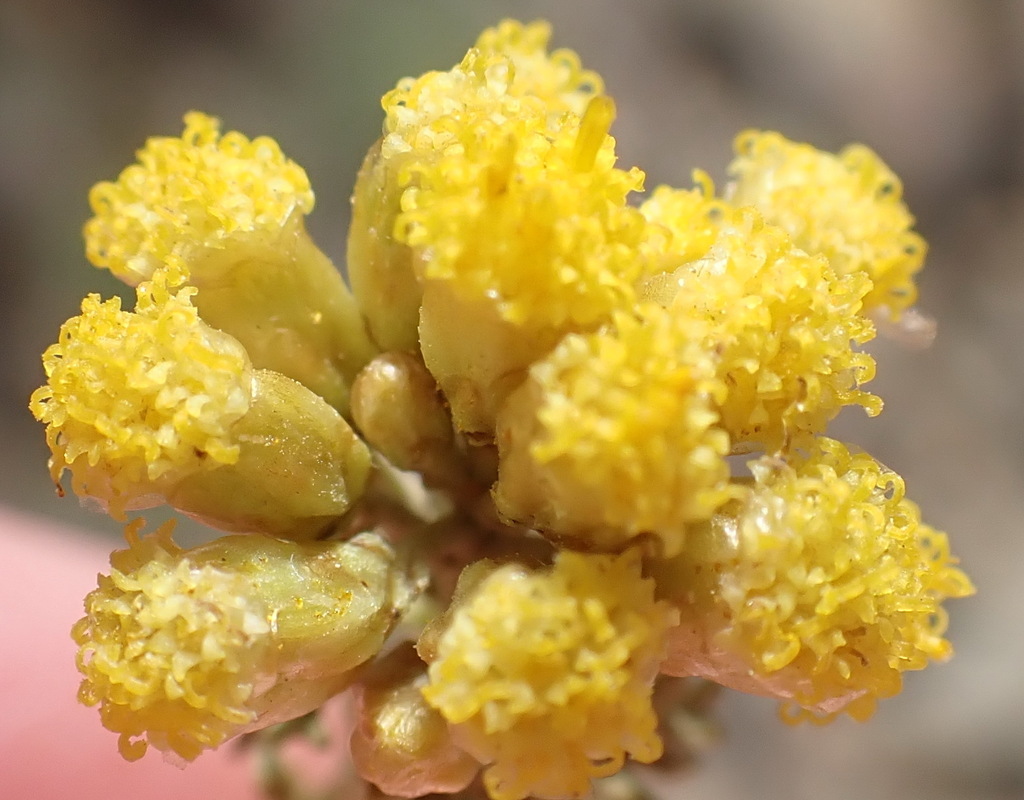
[[494, 304, 734, 555], [658, 439, 974, 721], [85, 111, 313, 285], [727, 130, 926, 316], [421, 550, 676, 800], [30, 274, 371, 535], [641, 202, 880, 450], [74, 521, 411, 762]]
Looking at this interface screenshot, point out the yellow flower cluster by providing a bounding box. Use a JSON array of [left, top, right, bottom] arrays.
[[401, 94, 644, 332], [30, 273, 251, 518], [349, 20, 607, 359], [74, 522, 269, 762], [33, 18, 972, 800], [85, 111, 374, 414], [658, 439, 973, 721], [365, 29, 653, 434], [642, 199, 880, 450], [74, 521, 407, 762], [420, 550, 676, 800], [85, 111, 313, 285], [30, 269, 371, 535], [495, 305, 733, 555], [727, 130, 926, 316]]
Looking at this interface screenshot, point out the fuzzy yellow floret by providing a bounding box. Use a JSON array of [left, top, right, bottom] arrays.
[[380, 23, 648, 329], [494, 304, 734, 555], [393, 86, 647, 331], [661, 439, 974, 721], [642, 202, 879, 450], [382, 18, 606, 159], [382, 43, 655, 436], [727, 130, 926, 316], [73, 521, 270, 762], [422, 550, 676, 800], [85, 111, 314, 285], [30, 274, 251, 518], [353, 18, 617, 356]]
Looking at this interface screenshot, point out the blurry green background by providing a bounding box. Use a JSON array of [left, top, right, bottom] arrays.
[[1, 1, 1021, 798]]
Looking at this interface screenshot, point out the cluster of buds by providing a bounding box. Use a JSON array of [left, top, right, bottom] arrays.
[[32, 19, 973, 800]]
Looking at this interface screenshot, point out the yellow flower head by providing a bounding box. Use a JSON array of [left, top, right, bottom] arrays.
[[727, 130, 926, 316], [660, 439, 974, 721], [74, 521, 410, 762], [642, 202, 880, 450], [85, 111, 314, 285], [495, 304, 733, 555], [74, 521, 270, 762], [349, 18, 611, 355], [383, 18, 605, 158], [381, 16, 645, 330], [421, 550, 677, 800], [382, 41, 653, 436], [30, 273, 252, 518], [395, 88, 646, 332]]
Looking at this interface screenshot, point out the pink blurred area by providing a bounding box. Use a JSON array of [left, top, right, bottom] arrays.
[[0, 507, 262, 799]]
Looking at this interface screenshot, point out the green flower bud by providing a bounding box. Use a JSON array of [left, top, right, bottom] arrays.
[[351, 643, 479, 797], [73, 523, 418, 762]]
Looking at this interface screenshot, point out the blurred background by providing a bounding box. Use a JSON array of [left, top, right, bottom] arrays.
[[1, 1, 1021, 798]]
